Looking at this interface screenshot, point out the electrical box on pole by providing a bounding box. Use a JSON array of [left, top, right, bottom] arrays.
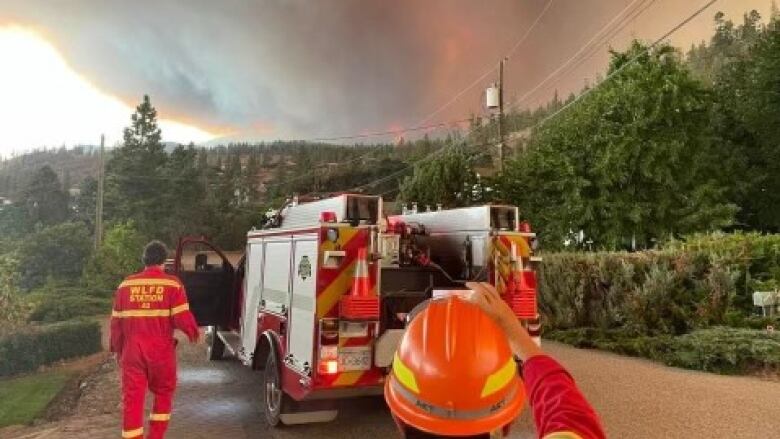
[[486, 84, 500, 109]]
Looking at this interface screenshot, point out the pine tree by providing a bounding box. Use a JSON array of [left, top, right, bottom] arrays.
[[62, 169, 72, 193], [105, 95, 168, 238], [23, 165, 69, 226], [244, 153, 261, 204], [162, 144, 204, 241]]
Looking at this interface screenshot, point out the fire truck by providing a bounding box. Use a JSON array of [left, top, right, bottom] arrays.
[[174, 194, 541, 426]]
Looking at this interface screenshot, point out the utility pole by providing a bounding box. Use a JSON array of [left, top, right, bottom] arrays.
[[497, 57, 506, 172], [95, 134, 105, 250], [486, 57, 508, 171]]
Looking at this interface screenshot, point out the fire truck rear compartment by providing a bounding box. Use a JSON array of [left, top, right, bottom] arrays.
[[176, 195, 542, 426]]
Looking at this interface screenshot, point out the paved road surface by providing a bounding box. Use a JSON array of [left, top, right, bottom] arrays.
[[5, 340, 780, 438]]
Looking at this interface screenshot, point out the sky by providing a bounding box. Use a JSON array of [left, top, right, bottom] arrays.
[[0, 0, 773, 155]]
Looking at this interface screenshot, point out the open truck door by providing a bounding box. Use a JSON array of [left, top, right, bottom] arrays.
[[172, 236, 235, 328]]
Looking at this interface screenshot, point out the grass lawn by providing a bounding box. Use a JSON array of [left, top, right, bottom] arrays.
[[0, 371, 73, 427]]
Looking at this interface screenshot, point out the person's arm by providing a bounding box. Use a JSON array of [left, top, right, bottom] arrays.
[[109, 287, 124, 356], [522, 355, 605, 439], [465, 282, 606, 439], [171, 282, 200, 343]]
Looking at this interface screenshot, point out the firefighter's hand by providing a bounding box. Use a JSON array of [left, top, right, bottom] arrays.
[[464, 282, 516, 330], [465, 282, 543, 361], [188, 331, 200, 344]]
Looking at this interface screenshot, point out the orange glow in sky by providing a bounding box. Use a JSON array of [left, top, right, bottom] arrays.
[[0, 26, 214, 155]]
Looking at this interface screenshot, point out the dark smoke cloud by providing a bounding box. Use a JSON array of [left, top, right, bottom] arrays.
[[0, 0, 771, 141]]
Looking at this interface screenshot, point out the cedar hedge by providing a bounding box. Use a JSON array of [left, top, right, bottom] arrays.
[[538, 233, 780, 335], [28, 295, 111, 323], [539, 250, 736, 334], [538, 233, 780, 375], [0, 319, 102, 377]]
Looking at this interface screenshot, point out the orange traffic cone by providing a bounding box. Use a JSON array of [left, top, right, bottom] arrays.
[[340, 248, 380, 320]]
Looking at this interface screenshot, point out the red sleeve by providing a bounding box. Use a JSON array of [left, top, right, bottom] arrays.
[[522, 355, 606, 439], [109, 287, 124, 354], [171, 282, 200, 342]]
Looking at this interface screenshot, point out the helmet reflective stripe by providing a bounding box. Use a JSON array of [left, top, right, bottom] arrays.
[[543, 432, 584, 439], [390, 378, 517, 421], [481, 358, 517, 398], [392, 352, 420, 393]]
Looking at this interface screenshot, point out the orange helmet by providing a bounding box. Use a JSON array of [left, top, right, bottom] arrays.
[[385, 296, 526, 437]]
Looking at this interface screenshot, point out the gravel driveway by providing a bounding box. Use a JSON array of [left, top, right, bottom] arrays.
[[4, 339, 779, 438]]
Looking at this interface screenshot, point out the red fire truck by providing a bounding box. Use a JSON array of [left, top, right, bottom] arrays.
[[174, 194, 541, 426]]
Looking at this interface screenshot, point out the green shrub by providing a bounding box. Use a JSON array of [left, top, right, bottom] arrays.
[[539, 250, 736, 334], [0, 255, 32, 336], [28, 295, 111, 323], [82, 221, 145, 295], [0, 320, 102, 377], [663, 327, 780, 374], [548, 326, 780, 375], [665, 232, 780, 312], [723, 311, 780, 330], [540, 233, 780, 335], [15, 222, 92, 291]]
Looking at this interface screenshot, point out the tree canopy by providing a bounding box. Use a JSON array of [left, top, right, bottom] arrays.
[[22, 165, 68, 226], [499, 41, 738, 249], [398, 144, 484, 209]]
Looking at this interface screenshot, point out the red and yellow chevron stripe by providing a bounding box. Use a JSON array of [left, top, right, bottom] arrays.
[[314, 225, 382, 389], [491, 233, 532, 296], [316, 226, 377, 319]]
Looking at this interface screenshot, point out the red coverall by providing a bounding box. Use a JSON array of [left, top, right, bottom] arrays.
[[523, 355, 606, 439], [110, 265, 199, 439]]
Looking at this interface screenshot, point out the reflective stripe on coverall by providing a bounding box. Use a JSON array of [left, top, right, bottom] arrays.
[[110, 266, 199, 439]]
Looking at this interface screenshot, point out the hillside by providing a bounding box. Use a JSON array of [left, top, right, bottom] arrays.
[[0, 147, 100, 199], [0, 137, 470, 205]]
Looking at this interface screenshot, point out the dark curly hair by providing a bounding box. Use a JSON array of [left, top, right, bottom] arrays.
[[142, 240, 169, 266]]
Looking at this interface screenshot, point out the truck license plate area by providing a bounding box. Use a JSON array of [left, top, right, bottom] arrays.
[[339, 347, 371, 371]]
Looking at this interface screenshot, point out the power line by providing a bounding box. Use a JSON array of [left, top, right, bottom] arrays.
[[504, 0, 649, 113], [338, 137, 497, 195], [347, 145, 452, 192], [415, 0, 557, 127], [333, 0, 721, 200], [507, 0, 659, 111], [295, 118, 472, 144], [377, 148, 496, 200], [200, 1, 551, 150], [529, 0, 720, 130]]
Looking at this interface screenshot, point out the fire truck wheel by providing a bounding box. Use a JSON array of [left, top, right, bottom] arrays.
[[263, 351, 293, 426], [206, 326, 225, 361]]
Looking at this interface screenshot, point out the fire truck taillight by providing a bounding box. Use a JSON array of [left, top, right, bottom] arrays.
[[319, 318, 340, 375], [318, 345, 339, 375], [320, 359, 339, 375]]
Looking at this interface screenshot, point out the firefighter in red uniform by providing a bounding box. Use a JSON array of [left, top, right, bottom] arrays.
[[110, 241, 200, 439], [386, 282, 606, 439]]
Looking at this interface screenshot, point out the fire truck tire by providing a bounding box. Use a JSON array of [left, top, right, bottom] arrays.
[[206, 326, 225, 361], [263, 351, 294, 426]]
